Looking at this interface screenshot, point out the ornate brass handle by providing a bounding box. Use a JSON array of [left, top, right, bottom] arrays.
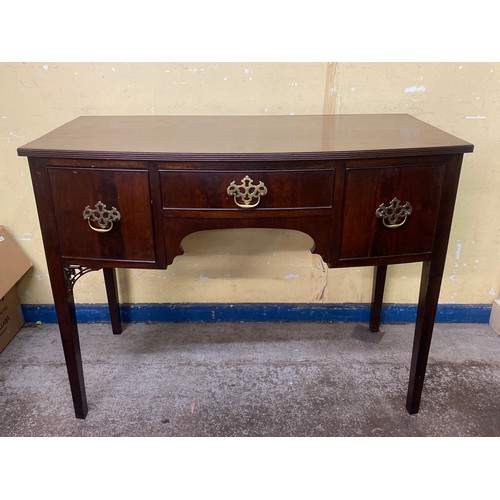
[[83, 201, 121, 233], [227, 175, 268, 208], [375, 197, 412, 228]]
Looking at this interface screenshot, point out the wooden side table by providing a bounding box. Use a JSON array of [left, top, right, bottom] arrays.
[[18, 114, 474, 418]]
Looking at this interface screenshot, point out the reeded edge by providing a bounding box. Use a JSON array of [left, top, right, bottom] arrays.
[[17, 144, 474, 161]]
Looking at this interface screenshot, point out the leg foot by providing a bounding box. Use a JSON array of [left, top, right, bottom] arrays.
[[51, 266, 89, 418], [369, 265, 387, 333], [406, 261, 443, 415], [103, 268, 122, 335]]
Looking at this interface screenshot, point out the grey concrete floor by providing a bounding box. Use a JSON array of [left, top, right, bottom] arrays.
[[0, 321, 499, 436]]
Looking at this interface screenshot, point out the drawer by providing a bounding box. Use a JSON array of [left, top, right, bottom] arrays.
[[48, 168, 156, 263], [160, 170, 334, 210], [340, 163, 445, 260]]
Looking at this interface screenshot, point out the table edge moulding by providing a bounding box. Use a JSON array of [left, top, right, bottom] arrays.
[[17, 114, 474, 419]]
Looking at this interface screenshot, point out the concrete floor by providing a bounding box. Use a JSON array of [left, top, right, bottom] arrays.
[[0, 321, 499, 436]]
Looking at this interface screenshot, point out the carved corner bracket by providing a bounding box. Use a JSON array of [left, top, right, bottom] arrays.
[[64, 265, 101, 293]]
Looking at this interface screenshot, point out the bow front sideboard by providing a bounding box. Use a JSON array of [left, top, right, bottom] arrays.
[[17, 114, 473, 419]]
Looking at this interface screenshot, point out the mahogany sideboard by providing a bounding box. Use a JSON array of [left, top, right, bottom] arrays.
[[18, 114, 473, 419]]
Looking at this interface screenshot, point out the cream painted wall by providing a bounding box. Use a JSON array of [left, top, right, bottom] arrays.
[[1, 62, 498, 306]]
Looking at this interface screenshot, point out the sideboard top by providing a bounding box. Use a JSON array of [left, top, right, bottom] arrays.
[[17, 114, 474, 161]]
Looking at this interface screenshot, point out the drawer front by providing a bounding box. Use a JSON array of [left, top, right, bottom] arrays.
[[340, 164, 445, 260], [48, 168, 156, 263], [160, 170, 334, 210]]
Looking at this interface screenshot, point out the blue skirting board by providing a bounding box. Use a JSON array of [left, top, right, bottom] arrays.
[[21, 303, 491, 324]]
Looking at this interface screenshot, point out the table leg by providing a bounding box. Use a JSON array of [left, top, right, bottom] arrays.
[[369, 265, 387, 332], [103, 268, 122, 335], [48, 265, 88, 419], [406, 260, 444, 414]]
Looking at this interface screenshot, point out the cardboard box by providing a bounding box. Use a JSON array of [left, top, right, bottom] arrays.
[[0, 226, 32, 352]]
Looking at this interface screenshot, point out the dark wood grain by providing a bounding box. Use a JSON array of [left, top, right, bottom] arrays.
[[369, 265, 387, 333], [47, 166, 157, 264], [162, 215, 334, 267], [160, 169, 334, 210], [406, 155, 464, 414], [340, 162, 445, 261], [28, 159, 88, 418], [17, 114, 473, 161], [103, 268, 122, 335], [20, 115, 473, 418]]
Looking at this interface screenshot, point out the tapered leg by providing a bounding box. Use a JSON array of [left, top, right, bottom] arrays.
[[405, 156, 464, 414], [103, 268, 122, 335], [406, 260, 444, 414], [369, 265, 387, 332], [48, 266, 88, 419]]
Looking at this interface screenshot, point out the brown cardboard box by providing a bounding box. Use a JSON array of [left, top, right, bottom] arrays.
[[0, 226, 32, 352]]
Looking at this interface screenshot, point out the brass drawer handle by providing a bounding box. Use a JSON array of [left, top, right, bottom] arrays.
[[83, 201, 121, 233], [375, 197, 412, 228], [227, 175, 268, 208]]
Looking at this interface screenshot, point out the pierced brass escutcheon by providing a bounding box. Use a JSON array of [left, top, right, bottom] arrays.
[[375, 197, 413, 228], [83, 201, 121, 233], [227, 175, 268, 208]]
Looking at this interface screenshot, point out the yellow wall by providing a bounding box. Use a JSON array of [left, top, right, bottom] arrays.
[[1, 62, 498, 306]]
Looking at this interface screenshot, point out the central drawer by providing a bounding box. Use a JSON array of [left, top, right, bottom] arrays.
[[160, 170, 335, 210]]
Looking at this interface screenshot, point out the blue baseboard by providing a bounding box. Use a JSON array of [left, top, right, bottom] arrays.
[[21, 303, 492, 324]]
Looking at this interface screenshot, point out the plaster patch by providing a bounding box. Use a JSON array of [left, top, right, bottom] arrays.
[[455, 240, 462, 260], [284, 274, 300, 280], [404, 85, 426, 93], [464, 115, 486, 119]]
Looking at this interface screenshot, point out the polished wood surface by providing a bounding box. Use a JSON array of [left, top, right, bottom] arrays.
[[48, 166, 157, 263], [18, 114, 473, 419], [160, 168, 335, 210], [18, 114, 473, 161], [340, 160, 444, 260]]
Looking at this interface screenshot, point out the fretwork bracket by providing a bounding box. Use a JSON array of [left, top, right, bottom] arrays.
[[64, 265, 101, 293]]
